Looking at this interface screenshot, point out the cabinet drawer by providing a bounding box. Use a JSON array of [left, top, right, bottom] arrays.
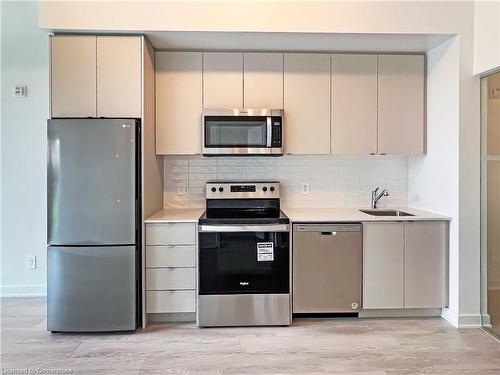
[[146, 268, 196, 290], [146, 290, 195, 313], [146, 246, 196, 268], [146, 223, 196, 245]]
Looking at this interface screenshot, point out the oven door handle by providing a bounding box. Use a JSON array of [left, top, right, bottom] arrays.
[[199, 224, 289, 233]]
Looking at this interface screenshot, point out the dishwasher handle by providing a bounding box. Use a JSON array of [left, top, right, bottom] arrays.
[[293, 224, 361, 232], [320, 231, 337, 236]]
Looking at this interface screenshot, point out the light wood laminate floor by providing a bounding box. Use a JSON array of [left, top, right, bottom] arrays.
[[2, 297, 500, 374]]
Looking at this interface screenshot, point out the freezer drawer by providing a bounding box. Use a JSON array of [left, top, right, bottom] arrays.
[[292, 224, 362, 313], [47, 246, 136, 332]]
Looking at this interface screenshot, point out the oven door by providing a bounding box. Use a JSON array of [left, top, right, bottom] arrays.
[[198, 224, 290, 295]]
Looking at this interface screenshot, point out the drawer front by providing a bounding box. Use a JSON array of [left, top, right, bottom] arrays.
[[146, 246, 196, 268], [146, 268, 196, 290], [146, 290, 195, 313], [146, 223, 196, 246]]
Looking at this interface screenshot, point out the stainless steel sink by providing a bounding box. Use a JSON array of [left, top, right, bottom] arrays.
[[359, 209, 414, 217]]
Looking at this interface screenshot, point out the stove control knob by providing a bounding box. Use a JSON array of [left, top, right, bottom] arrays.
[[211, 187, 216, 193], [270, 186, 275, 192], [262, 186, 268, 192], [219, 187, 224, 192]]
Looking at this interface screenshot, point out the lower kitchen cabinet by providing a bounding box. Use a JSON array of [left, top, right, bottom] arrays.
[[363, 222, 405, 309], [405, 221, 447, 308], [146, 268, 196, 290], [146, 290, 196, 313], [362, 221, 447, 310], [145, 222, 197, 315]]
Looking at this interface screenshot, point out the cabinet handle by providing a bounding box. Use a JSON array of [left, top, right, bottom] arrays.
[[320, 231, 337, 236]]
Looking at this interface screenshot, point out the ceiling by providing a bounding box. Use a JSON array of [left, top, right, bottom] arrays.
[[144, 31, 454, 53]]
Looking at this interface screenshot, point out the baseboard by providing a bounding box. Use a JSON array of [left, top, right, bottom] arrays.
[[457, 314, 483, 328], [0, 284, 47, 297], [442, 308, 482, 328], [441, 307, 459, 327], [482, 313, 492, 328], [359, 308, 442, 318]]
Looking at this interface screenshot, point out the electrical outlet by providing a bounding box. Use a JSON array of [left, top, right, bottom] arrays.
[[25, 255, 36, 270], [301, 182, 310, 195], [176, 182, 187, 196]]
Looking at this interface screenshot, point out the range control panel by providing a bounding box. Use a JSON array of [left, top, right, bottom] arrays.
[[206, 181, 280, 199]]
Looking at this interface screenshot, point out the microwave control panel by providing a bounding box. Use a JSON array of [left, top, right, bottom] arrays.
[[271, 116, 282, 148]]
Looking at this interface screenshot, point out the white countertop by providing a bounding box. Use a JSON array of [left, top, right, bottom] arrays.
[[145, 206, 451, 224], [145, 208, 204, 223], [282, 207, 451, 222]]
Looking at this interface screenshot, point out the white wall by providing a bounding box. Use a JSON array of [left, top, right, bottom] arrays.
[[164, 155, 408, 209], [409, 38, 461, 324], [1, 1, 49, 296]]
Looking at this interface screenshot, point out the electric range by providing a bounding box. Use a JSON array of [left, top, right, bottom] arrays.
[[197, 181, 291, 327]]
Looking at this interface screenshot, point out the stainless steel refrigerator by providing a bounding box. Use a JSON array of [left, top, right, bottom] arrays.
[[47, 119, 140, 332]]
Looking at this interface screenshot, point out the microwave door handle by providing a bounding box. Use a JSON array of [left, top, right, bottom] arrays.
[[266, 117, 272, 147]]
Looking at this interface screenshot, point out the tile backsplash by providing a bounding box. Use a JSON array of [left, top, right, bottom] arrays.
[[163, 155, 408, 209]]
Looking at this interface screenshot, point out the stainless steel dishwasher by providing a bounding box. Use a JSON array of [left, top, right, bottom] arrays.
[[293, 224, 362, 313]]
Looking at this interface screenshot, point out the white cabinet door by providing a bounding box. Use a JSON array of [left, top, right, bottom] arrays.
[[146, 245, 196, 268], [51, 35, 96, 117], [244, 53, 284, 108], [146, 268, 196, 290], [331, 54, 377, 155], [378, 55, 425, 155], [284, 53, 331, 154], [156, 52, 202, 154], [203, 52, 243, 108], [363, 222, 404, 309], [97, 36, 142, 117], [146, 290, 195, 313], [145, 223, 196, 246], [405, 221, 447, 308]]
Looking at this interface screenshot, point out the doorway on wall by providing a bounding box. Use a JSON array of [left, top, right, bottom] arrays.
[[481, 71, 500, 338]]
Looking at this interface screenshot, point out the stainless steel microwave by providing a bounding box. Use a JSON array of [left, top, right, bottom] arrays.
[[202, 109, 284, 156]]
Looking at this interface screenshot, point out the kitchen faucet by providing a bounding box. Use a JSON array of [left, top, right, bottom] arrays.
[[371, 187, 389, 209]]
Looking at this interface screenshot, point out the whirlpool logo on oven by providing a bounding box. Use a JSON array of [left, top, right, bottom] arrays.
[[239, 281, 249, 286]]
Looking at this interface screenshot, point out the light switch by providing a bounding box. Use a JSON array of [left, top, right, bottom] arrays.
[[14, 85, 27, 98]]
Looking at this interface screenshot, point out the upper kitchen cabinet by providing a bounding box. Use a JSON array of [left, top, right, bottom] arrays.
[[203, 52, 243, 109], [243, 53, 284, 109], [51, 35, 97, 118], [51, 35, 142, 118], [97, 36, 142, 118], [331, 54, 377, 155], [156, 52, 203, 155], [378, 54, 425, 155], [284, 54, 331, 154]]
